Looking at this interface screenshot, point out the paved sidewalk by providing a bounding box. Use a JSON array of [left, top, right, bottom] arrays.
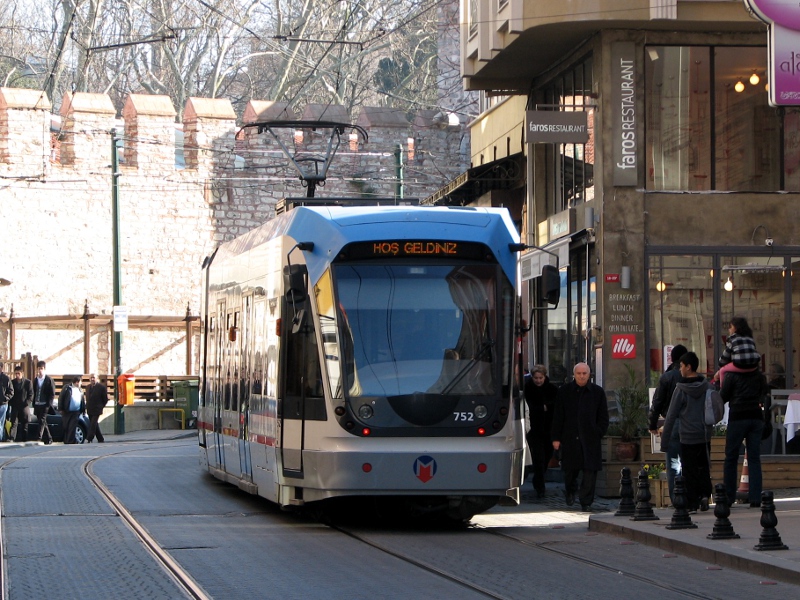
[[477, 477, 800, 586], [0, 428, 197, 448]]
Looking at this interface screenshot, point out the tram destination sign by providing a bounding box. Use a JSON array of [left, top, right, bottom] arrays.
[[340, 240, 491, 261]]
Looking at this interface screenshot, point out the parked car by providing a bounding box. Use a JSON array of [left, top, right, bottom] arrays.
[[25, 409, 89, 444]]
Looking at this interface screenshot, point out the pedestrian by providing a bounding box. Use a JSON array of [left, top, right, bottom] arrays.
[[57, 375, 85, 444], [719, 353, 767, 508], [551, 362, 609, 511], [32, 360, 56, 444], [660, 352, 713, 512], [713, 317, 760, 385], [85, 374, 109, 443], [9, 366, 33, 442], [0, 362, 13, 441], [524, 364, 558, 498], [647, 344, 687, 503]]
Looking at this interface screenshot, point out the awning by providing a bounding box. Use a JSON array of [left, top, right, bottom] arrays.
[[421, 155, 524, 206]]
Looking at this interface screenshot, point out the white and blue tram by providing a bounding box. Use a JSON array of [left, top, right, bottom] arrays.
[[198, 203, 527, 520]]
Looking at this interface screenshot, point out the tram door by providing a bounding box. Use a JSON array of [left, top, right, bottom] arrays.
[[212, 301, 227, 471], [280, 267, 323, 478], [237, 295, 253, 481]]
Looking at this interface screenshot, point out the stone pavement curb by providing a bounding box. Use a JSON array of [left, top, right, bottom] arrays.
[[589, 498, 800, 586]]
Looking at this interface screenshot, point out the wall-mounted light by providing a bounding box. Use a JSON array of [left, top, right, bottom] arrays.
[[750, 73, 760, 85], [294, 129, 304, 145], [724, 276, 734, 292], [656, 280, 667, 292], [621, 266, 631, 289], [735, 81, 745, 93]]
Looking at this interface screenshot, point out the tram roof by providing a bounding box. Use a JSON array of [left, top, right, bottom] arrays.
[[210, 205, 521, 284]]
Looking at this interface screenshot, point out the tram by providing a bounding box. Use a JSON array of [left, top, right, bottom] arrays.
[[198, 201, 549, 520]]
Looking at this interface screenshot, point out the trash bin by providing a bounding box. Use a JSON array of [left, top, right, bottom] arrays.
[[171, 379, 199, 428], [117, 374, 135, 405]]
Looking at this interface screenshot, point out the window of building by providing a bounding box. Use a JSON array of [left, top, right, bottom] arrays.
[[646, 45, 797, 191], [542, 243, 596, 385], [648, 255, 714, 375], [648, 254, 795, 387], [540, 56, 595, 215]]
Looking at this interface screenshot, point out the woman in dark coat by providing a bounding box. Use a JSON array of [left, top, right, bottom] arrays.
[[524, 364, 558, 498], [551, 363, 609, 511]]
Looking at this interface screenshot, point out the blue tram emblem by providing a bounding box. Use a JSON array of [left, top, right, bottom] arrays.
[[413, 455, 437, 483]]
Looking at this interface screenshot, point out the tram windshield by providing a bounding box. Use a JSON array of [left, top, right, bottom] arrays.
[[322, 263, 505, 400]]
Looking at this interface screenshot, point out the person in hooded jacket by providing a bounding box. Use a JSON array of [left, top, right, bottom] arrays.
[[524, 364, 558, 498], [661, 352, 712, 512], [648, 343, 688, 503]]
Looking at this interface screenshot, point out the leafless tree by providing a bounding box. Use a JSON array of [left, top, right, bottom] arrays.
[[0, 0, 465, 122]]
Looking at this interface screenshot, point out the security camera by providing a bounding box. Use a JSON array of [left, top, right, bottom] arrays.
[[766, 238, 774, 246]]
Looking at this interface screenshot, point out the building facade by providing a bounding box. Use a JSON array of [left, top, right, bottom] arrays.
[[451, 0, 800, 391]]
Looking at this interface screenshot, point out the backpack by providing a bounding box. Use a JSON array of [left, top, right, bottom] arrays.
[[704, 388, 724, 425]]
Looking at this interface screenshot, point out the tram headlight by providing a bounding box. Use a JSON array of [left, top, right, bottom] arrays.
[[474, 405, 488, 419], [358, 404, 374, 419]]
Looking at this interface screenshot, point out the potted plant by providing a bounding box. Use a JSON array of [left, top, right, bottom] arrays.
[[614, 364, 649, 461]]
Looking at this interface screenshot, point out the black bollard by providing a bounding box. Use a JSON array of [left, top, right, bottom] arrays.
[[754, 491, 789, 551], [615, 467, 636, 516], [631, 468, 659, 521], [666, 475, 697, 530], [707, 483, 739, 539]]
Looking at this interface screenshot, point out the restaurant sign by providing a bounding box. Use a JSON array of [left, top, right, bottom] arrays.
[[611, 42, 638, 186], [525, 111, 589, 144], [745, 0, 800, 106]]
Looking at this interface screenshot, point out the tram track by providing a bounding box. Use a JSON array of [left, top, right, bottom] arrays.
[[0, 444, 210, 600], [83, 451, 212, 600], [330, 521, 719, 600]]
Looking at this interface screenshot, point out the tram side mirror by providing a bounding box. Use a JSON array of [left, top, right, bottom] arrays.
[[542, 265, 560, 306], [284, 264, 308, 303]]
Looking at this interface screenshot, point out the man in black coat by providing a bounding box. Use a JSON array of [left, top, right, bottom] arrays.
[[551, 362, 609, 511], [32, 360, 56, 444], [9, 366, 33, 442], [85, 374, 109, 443]]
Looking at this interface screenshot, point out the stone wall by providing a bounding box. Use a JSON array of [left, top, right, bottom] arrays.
[[0, 88, 470, 375]]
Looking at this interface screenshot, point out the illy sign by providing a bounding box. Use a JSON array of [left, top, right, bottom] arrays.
[[612, 335, 636, 359]]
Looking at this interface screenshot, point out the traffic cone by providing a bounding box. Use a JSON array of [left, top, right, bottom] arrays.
[[736, 450, 750, 503]]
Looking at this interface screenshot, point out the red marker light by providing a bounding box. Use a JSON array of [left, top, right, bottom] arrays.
[[362, 463, 372, 472], [477, 463, 487, 473], [477, 427, 486, 436], [362, 427, 371, 436]]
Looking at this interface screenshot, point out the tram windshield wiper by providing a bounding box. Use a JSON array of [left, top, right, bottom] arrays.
[[439, 339, 494, 395]]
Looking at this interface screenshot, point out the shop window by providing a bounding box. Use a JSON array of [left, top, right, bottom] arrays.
[[544, 245, 595, 385], [720, 257, 786, 381], [649, 254, 794, 387], [646, 45, 791, 191], [649, 255, 713, 375]]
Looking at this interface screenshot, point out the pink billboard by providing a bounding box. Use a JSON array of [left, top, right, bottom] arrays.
[[746, 0, 800, 105]]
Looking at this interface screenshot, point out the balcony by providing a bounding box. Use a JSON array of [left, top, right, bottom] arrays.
[[462, 0, 763, 91]]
